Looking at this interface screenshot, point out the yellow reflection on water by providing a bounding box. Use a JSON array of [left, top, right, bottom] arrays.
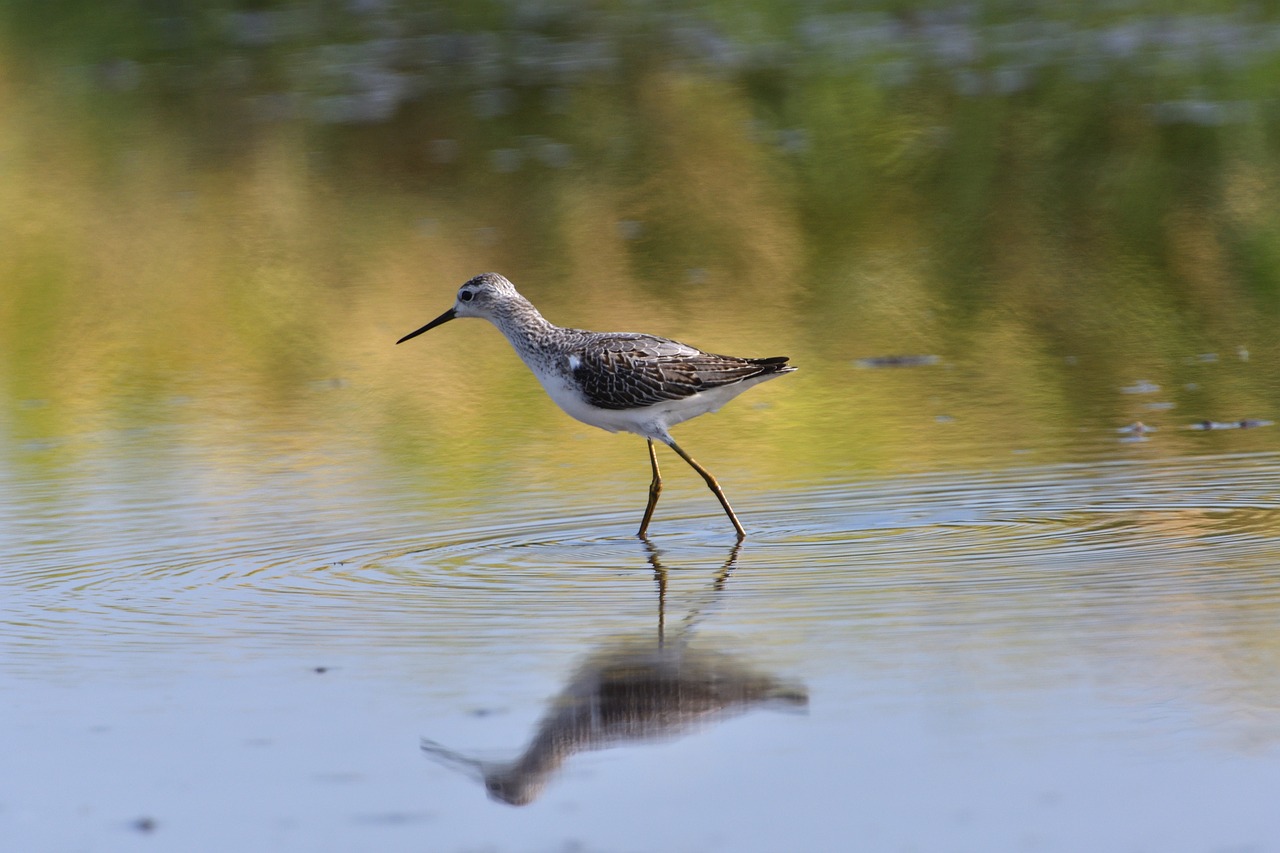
[[2, 40, 1278, 502]]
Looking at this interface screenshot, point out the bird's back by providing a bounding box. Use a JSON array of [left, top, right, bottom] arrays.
[[564, 331, 794, 412]]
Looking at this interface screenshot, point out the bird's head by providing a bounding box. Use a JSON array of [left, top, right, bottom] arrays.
[[396, 272, 520, 344]]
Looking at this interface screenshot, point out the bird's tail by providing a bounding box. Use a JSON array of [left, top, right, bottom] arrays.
[[751, 356, 795, 374]]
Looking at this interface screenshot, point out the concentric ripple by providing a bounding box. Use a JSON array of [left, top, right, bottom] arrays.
[[5, 452, 1280, 674]]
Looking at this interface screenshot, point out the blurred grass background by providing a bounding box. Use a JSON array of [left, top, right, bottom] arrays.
[[2, 0, 1278, 490]]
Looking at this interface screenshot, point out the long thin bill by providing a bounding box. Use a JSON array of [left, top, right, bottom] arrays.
[[396, 307, 456, 344]]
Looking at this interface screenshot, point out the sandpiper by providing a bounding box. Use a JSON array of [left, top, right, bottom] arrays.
[[396, 273, 795, 538]]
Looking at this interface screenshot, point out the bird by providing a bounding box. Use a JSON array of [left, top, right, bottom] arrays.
[[396, 272, 795, 539]]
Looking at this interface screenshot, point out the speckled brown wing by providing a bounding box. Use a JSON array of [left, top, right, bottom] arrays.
[[569, 333, 792, 411]]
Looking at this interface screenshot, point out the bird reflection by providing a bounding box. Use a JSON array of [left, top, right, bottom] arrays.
[[421, 543, 808, 805]]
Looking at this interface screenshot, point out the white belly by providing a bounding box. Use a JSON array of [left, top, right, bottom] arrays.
[[530, 368, 767, 442]]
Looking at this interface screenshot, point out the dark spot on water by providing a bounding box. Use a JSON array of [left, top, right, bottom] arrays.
[[131, 817, 157, 833], [1187, 419, 1274, 431], [855, 354, 940, 369], [351, 811, 433, 826]]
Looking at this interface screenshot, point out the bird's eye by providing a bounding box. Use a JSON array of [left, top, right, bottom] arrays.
[[459, 290, 474, 302]]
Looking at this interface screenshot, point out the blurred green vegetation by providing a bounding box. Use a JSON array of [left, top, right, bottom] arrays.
[[2, 0, 1279, 487]]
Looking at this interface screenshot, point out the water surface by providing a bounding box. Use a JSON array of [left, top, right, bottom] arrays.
[[4, 2, 1280, 850], [5, 407, 1280, 850]]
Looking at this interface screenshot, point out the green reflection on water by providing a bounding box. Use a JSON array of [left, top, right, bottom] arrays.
[[2, 1, 1278, 493]]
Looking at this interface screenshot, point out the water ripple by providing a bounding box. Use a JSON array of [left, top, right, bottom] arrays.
[[4, 453, 1280, 669]]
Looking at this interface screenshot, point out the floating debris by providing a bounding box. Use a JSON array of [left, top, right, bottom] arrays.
[[1118, 421, 1155, 435], [1117, 421, 1155, 443], [855, 354, 940, 369], [1187, 419, 1275, 431], [1121, 380, 1160, 394]]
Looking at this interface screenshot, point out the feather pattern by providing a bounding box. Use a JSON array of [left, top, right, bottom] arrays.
[[562, 332, 792, 410]]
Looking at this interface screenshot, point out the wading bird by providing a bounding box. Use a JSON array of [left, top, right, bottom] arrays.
[[396, 273, 794, 538]]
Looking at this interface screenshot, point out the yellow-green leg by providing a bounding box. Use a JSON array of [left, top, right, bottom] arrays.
[[668, 439, 746, 540], [637, 439, 663, 538]]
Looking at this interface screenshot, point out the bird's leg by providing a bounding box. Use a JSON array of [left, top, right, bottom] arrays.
[[666, 440, 746, 540], [637, 439, 663, 538]]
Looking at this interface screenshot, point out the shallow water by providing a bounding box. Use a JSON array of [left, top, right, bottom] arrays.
[[6, 2, 1280, 848], [5, 401, 1280, 851]]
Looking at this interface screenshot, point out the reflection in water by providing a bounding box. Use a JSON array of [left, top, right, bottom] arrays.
[[651, 538, 739, 646], [421, 544, 808, 805], [422, 643, 807, 805]]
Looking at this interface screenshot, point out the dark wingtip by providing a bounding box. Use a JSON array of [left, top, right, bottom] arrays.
[[755, 356, 795, 372]]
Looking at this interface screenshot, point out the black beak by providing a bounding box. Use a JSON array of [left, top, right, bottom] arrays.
[[396, 308, 456, 344]]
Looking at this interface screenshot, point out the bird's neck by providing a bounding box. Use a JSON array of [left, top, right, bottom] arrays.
[[491, 297, 559, 361]]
